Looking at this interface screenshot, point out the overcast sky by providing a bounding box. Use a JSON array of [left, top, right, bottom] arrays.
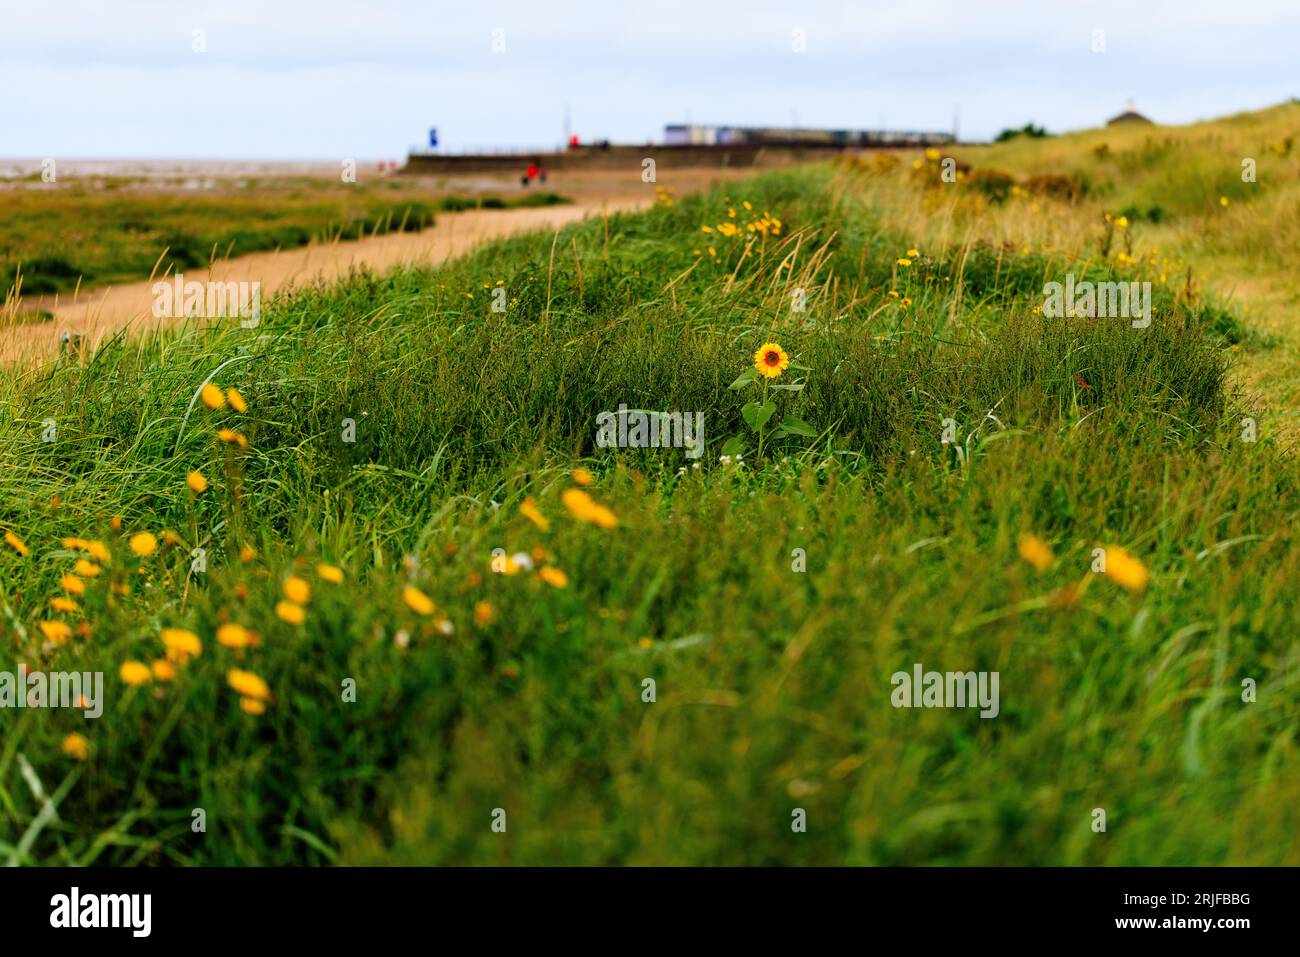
[[2, 0, 1296, 159]]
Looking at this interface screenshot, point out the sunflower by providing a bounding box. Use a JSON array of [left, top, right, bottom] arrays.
[[753, 342, 789, 379]]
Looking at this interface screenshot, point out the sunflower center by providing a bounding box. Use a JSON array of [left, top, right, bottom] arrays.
[[764, 351, 780, 366]]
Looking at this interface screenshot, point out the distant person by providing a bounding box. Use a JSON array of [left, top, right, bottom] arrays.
[[538, 165, 548, 184], [527, 163, 539, 179], [569, 134, 580, 149]]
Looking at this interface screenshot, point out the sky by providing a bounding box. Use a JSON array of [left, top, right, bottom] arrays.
[[1, 0, 1297, 159]]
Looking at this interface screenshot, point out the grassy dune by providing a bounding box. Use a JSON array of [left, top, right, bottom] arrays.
[[0, 110, 1297, 865]]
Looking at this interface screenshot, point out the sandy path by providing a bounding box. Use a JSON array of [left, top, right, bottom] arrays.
[[0, 198, 648, 364]]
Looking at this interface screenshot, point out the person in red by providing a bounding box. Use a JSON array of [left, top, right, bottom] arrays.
[[527, 163, 539, 179]]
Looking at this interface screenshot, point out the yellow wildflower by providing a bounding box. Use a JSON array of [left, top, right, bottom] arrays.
[[227, 668, 271, 702], [275, 601, 306, 624], [200, 383, 226, 409], [1102, 545, 1149, 592], [39, 620, 72, 644], [520, 496, 550, 531], [217, 623, 253, 648], [538, 566, 569, 588], [561, 488, 619, 529], [1018, 534, 1054, 573], [120, 661, 152, 685], [4, 530, 29, 556], [403, 585, 435, 616], [61, 733, 89, 760]]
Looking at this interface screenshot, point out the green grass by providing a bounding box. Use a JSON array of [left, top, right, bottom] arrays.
[[0, 177, 568, 298], [0, 162, 1296, 866]]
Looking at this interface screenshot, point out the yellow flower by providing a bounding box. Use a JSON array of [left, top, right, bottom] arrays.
[[74, 559, 101, 577], [925, 147, 941, 161], [275, 601, 306, 624], [538, 566, 569, 588], [906, 248, 920, 257], [227, 668, 271, 702], [61, 733, 89, 760], [151, 659, 177, 681], [753, 342, 790, 379], [200, 383, 226, 409], [129, 532, 157, 557], [240, 543, 257, 562], [120, 661, 152, 685], [520, 496, 550, 531], [561, 488, 619, 529], [403, 585, 435, 616], [50, 596, 79, 614], [283, 576, 311, 604], [39, 620, 72, 644], [226, 387, 248, 412], [217, 623, 253, 648], [474, 601, 495, 626], [572, 467, 595, 486], [1017, 533, 1054, 573], [4, 530, 29, 556], [1102, 545, 1149, 592], [161, 627, 202, 660], [1219, 195, 1229, 207], [316, 563, 344, 584], [187, 471, 208, 493], [65, 538, 112, 562], [240, 696, 266, 715], [896, 257, 912, 267]]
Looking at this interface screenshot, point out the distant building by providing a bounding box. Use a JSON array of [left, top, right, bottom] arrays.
[[1107, 102, 1154, 126], [663, 124, 952, 147]]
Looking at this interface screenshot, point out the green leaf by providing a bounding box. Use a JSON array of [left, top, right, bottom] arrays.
[[727, 368, 758, 391], [720, 435, 747, 457], [779, 414, 817, 437], [771, 381, 805, 392], [753, 400, 777, 430]]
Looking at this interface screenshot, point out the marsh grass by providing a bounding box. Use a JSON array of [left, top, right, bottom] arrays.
[[0, 178, 569, 297]]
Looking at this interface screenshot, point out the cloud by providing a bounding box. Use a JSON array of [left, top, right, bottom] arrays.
[[2, 0, 1296, 157]]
